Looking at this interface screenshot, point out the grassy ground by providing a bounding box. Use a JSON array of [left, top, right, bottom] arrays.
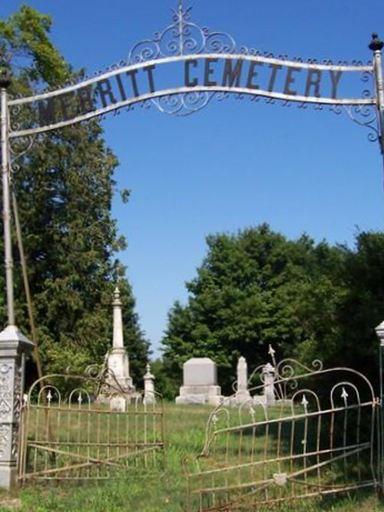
[[0, 404, 383, 512]]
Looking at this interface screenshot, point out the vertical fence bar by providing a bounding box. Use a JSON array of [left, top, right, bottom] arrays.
[[44, 396, 50, 474], [290, 415, 296, 498], [107, 402, 111, 476], [381, 337, 384, 490]]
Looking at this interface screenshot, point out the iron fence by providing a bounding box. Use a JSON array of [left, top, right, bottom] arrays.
[[18, 370, 165, 482], [187, 359, 380, 511]]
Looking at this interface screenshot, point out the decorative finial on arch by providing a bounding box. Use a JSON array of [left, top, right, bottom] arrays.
[[177, 0, 186, 55], [369, 33, 384, 52]]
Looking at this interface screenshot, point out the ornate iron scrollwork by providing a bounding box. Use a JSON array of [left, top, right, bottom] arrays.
[[344, 104, 379, 143], [330, 70, 378, 144], [6, 2, 377, 135], [128, 6, 236, 64], [128, 4, 236, 116]]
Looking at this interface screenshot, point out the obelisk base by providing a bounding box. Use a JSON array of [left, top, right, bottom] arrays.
[[97, 347, 138, 410]]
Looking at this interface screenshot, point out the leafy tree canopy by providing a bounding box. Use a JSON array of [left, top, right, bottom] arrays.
[[0, 6, 150, 384], [161, 225, 384, 394]]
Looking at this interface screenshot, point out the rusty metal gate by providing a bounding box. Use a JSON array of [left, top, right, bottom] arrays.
[[187, 358, 380, 511], [18, 368, 165, 482]]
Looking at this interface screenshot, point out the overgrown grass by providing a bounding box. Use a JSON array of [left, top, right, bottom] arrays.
[[1, 404, 383, 512]]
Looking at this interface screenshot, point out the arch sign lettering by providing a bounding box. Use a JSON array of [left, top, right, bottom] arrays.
[[1, 4, 384, 323]]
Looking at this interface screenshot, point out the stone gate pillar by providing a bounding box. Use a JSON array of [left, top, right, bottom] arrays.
[[0, 325, 34, 490]]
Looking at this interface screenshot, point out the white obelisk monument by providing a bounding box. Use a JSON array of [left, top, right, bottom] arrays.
[[105, 286, 134, 392]]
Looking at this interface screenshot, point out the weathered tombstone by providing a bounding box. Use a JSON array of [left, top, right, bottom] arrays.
[[235, 356, 251, 404], [176, 358, 222, 405], [143, 363, 156, 405], [0, 326, 34, 490], [263, 363, 276, 406], [109, 396, 126, 412]]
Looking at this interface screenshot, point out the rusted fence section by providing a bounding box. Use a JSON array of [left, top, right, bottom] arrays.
[[18, 370, 165, 482], [187, 359, 380, 511]]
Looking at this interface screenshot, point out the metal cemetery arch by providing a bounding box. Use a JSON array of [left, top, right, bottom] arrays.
[[1, 4, 384, 325], [1, 1, 384, 496]]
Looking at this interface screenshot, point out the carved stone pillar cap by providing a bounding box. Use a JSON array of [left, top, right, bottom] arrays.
[[263, 362, 275, 374], [112, 286, 122, 306], [0, 325, 34, 353], [144, 363, 155, 379]]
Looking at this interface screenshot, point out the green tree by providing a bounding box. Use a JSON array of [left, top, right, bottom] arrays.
[[287, 231, 384, 384], [162, 224, 346, 393], [0, 6, 149, 382], [331, 232, 384, 378], [150, 359, 178, 401]]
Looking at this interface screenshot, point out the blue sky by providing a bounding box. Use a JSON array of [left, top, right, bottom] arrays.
[[2, 1, 384, 355]]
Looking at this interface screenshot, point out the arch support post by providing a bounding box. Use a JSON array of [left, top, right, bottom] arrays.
[[369, 33, 384, 155], [0, 63, 14, 326], [371, 33, 384, 489], [0, 62, 34, 490]]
